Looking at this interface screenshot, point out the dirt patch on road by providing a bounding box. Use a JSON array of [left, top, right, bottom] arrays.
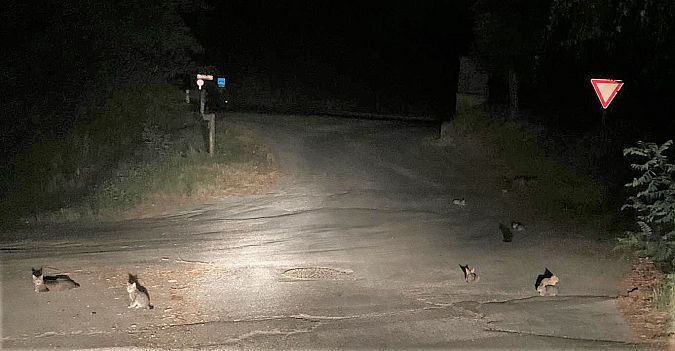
[[121, 163, 278, 220], [618, 257, 674, 349], [97, 259, 231, 348]]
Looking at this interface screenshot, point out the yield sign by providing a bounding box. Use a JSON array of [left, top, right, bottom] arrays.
[[591, 79, 624, 109]]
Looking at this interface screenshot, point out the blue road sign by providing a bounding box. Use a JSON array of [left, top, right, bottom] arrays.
[[217, 77, 226, 88]]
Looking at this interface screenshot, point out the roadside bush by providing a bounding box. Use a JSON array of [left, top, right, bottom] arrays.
[[619, 140, 675, 270], [446, 105, 607, 221], [2, 84, 188, 221]]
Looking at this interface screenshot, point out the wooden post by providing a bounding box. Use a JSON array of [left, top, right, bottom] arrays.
[[203, 113, 216, 156], [508, 68, 519, 119], [209, 114, 215, 156], [200, 89, 206, 115]]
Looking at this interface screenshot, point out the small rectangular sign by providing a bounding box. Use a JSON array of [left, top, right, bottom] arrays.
[[217, 77, 226, 88], [197, 74, 214, 81]]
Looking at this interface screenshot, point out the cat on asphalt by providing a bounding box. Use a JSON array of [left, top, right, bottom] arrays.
[[459, 264, 479, 283], [499, 223, 514, 242], [31, 267, 80, 292], [511, 221, 525, 231], [535, 268, 559, 296], [127, 273, 153, 309]]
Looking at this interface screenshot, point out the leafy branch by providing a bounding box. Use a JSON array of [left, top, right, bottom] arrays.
[[619, 140, 675, 269]]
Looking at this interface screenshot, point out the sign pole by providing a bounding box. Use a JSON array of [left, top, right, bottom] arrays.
[[590, 78, 624, 140], [200, 89, 205, 115], [209, 114, 215, 156], [202, 113, 216, 156], [600, 108, 607, 140]]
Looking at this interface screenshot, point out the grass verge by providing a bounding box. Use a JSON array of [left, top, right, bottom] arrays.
[[29, 123, 277, 223], [618, 257, 674, 344], [1, 84, 277, 226], [442, 101, 610, 226], [655, 274, 675, 336]]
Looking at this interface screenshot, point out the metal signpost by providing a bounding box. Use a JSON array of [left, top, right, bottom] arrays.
[[591, 78, 624, 139]]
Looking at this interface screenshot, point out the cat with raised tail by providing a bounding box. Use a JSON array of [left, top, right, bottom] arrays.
[[459, 264, 479, 283], [127, 273, 153, 309], [31, 267, 80, 292], [535, 268, 559, 296]]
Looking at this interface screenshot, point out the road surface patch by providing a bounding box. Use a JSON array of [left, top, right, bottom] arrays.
[[282, 267, 352, 280]]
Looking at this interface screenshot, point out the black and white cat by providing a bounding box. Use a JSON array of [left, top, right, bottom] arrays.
[[31, 267, 80, 292]]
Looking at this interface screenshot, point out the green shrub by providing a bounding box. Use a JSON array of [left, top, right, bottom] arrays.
[[2, 84, 189, 221], [446, 106, 607, 221], [619, 140, 675, 269]]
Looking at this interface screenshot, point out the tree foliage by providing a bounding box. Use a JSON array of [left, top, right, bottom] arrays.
[[620, 140, 675, 269], [472, 0, 551, 75], [0, 0, 203, 200], [2, 0, 202, 138], [472, 0, 675, 107], [546, 0, 675, 93]]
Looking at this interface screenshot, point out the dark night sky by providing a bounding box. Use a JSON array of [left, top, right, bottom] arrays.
[[185, 1, 472, 114], [191, 1, 470, 67]]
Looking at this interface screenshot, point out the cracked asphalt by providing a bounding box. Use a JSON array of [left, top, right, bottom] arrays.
[[1, 113, 645, 350]]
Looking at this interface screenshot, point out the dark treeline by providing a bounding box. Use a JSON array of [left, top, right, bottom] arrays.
[[186, 0, 472, 117], [0, 0, 201, 196], [474, 0, 675, 136], [2, 0, 674, 198], [187, 0, 674, 140], [473, 0, 675, 198]]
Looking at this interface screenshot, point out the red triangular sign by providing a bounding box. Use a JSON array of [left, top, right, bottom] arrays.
[[591, 78, 624, 109]]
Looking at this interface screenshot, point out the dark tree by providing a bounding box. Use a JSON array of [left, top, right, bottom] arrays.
[[473, 0, 552, 114]]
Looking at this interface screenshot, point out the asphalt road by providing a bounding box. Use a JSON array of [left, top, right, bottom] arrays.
[[1, 113, 644, 350]]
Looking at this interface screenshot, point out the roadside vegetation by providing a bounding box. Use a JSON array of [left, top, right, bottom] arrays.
[[657, 274, 675, 334], [620, 140, 675, 330], [0, 84, 277, 226], [620, 140, 675, 270], [445, 98, 609, 225], [447, 98, 674, 338]]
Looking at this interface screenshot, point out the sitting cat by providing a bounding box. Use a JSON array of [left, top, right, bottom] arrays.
[[127, 273, 153, 309]]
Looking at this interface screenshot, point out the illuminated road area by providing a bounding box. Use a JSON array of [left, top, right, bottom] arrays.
[[1, 113, 644, 350]]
